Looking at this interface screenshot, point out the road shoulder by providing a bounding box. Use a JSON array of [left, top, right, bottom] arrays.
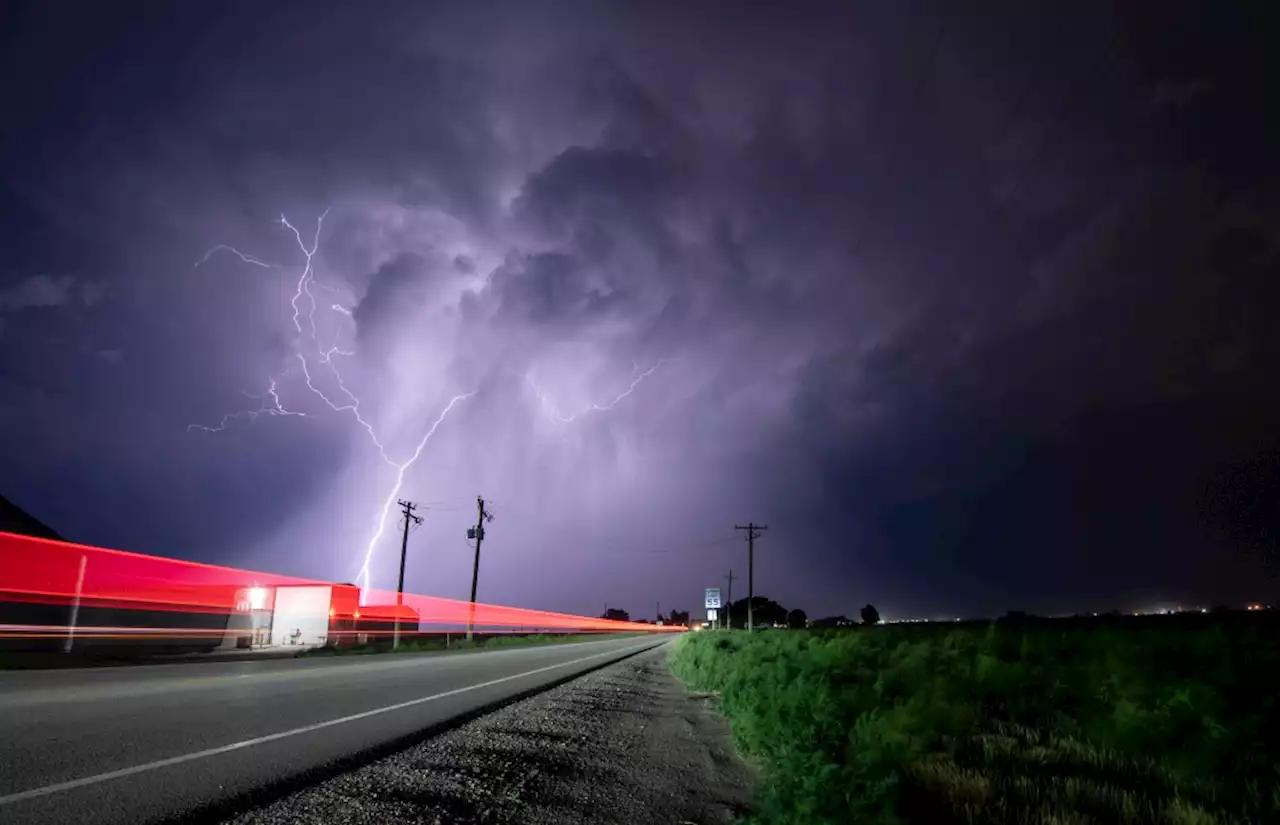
[[226, 642, 756, 825]]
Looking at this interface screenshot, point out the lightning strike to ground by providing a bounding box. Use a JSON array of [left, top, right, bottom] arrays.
[[356, 390, 476, 601], [188, 211, 475, 597]]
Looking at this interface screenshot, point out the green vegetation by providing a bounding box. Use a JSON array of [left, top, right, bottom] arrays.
[[669, 616, 1280, 825], [304, 631, 642, 657]]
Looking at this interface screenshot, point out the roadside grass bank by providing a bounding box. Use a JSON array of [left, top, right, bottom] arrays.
[[669, 617, 1280, 825], [302, 630, 648, 657]]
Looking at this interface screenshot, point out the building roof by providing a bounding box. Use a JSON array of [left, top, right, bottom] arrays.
[[0, 493, 64, 541]]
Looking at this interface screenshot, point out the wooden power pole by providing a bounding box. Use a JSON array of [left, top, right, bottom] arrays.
[[394, 499, 422, 650], [734, 523, 768, 632], [466, 496, 494, 641]]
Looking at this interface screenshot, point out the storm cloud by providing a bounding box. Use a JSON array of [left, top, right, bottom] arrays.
[[1, 1, 1272, 619]]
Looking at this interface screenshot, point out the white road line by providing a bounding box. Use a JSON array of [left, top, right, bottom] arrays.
[[0, 639, 664, 806], [0, 635, 648, 705]]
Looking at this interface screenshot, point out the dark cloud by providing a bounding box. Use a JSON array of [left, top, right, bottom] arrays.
[[0, 274, 80, 311], [352, 253, 437, 345], [0, 0, 1273, 618], [516, 147, 679, 238], [494, 252, 588, 327]]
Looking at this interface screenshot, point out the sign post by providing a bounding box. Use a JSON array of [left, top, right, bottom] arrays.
[[705, 587, 722, 630]]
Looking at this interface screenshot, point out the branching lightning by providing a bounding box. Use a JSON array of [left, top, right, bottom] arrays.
[[194, 245, 277, 270], [186, 376, 309, 433], [188, 211, 475, 597], [526, 359, 673, 424], [191, 212, 673, 597]]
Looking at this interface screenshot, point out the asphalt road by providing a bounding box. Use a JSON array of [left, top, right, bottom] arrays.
[[0, 636, 668, 825]]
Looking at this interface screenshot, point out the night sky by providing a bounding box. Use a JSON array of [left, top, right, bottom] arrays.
[[1, 1, 1274, 621]]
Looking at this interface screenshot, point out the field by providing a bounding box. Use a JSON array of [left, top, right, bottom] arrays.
[[669, 614, 1280, 825]]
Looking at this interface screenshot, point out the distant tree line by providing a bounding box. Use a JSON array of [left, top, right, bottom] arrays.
[[719, 597, 882, 629], [599, 607, 691, 625], [601, 600, 885, 629]]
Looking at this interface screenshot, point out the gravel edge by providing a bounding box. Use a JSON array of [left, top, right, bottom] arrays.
[[224, 643, 756, 825]]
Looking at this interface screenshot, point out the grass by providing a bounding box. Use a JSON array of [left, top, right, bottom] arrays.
[[302, 630, 645, 657], [668, 615, 1280, 825]]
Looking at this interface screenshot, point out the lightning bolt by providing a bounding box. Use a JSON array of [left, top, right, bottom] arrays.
[[189, 211, 475, 597], [279, 211, 328, 343], [273, 210, 397, 461], [186, 376, 310, 433], [356, 390, 475, 601], [321, 345, 354, 363], [194, 245, 277, 270], [527, 359, 673, 424]]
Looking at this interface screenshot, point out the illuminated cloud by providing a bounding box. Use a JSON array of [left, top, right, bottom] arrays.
[[0, 2, 1272, 619]]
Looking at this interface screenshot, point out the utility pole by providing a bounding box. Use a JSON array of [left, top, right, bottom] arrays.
[[466, 496, 494, 641], [725, 569, 735, 630], [393, 499, 423, 650], [656, 601, 661, 623], [734, 523, 768, 632]]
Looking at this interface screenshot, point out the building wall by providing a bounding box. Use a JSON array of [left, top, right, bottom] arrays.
[[270, 585, 333, 647]]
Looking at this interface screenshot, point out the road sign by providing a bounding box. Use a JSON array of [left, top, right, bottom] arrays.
[[705, 587, 721, 609], [707, 608, 718, 622]]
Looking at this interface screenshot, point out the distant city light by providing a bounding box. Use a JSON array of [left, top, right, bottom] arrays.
[[859, 603, 1268, 625]]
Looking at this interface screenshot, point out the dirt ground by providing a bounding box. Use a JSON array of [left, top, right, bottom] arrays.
[[225, 643, 756, 825]]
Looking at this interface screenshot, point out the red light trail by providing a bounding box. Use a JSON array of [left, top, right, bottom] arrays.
[[0, 532, 683, 644]]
